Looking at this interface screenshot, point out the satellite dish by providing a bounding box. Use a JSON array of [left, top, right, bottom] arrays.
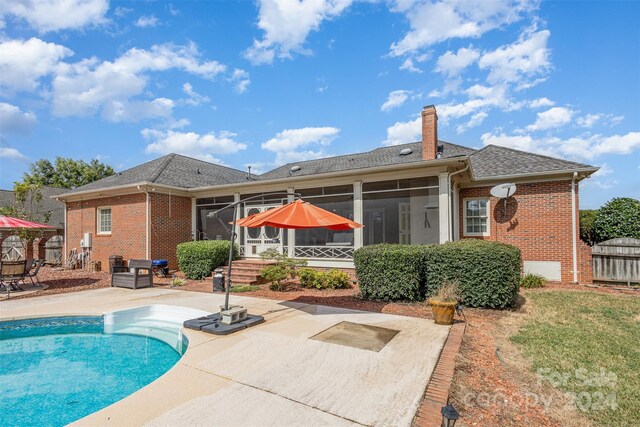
[[490, 183, 517, 198], [490, 183, 517, 219]]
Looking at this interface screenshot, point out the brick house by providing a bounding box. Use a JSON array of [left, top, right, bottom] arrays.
[[56, 105, 598, 283]]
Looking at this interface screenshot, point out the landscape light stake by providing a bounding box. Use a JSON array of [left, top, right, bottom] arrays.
[[441, 404, 459, 427]]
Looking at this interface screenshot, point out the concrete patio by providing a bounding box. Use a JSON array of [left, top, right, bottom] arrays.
[[0, 287, 450, 426]]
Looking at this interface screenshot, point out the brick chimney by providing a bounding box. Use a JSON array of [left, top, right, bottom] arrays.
[[421, 105, 438, 160]]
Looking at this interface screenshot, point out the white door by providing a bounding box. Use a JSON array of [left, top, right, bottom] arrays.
[[399, 203, 411, 244], [243, 205, 283, 257]]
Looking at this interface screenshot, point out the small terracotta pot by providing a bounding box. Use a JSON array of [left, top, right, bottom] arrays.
[[427, 299, 457, 325]]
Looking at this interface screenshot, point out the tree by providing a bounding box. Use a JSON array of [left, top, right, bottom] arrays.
[[0, 182, 51, 241], [23, 157, 115, 189], [593, 197, 640, 242], [579, 209, 598, 246]]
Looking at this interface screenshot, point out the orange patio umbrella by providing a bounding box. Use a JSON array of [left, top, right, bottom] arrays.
[[236, 199, 363, 230]]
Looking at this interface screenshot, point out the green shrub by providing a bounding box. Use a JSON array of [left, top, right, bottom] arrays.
[[579, 209, 598, 246], [299, 268, 351, 289], [424, 240, 521, 308], [594, 197, 640, 241], [262, 264, 289, 291], [354, 244, 427, 301], [520, 273, 546, 289], [229, 285, 260, 293], [171, 277, 187, 287], [176, 240, 238, 280], [354, 240, 522, 308], [260, 248, 307, 279]]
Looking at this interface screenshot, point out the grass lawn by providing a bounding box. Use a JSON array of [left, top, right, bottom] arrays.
[[511, 290, 640, 426]]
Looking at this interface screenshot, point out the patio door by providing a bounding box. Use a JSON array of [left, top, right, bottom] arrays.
[[243, 205, 283, 257], [399, 203, 411, 244]]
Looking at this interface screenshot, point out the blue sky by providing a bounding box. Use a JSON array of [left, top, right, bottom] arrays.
[[0, 0, 638, 209]]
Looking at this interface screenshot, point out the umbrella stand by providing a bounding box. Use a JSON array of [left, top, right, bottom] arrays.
[[183, 192, 300, 336]]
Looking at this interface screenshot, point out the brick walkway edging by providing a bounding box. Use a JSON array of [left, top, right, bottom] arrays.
[[412, 321, 465, 427]]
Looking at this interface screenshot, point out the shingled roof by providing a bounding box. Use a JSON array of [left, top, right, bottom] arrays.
[[64, 153, 255, 194], [57, 141, 596, 197], [258, 141, 474, 180], [0, 186, 66, 229], [469, 145, 596, 179]]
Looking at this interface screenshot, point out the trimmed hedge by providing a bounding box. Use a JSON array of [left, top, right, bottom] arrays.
[[176, 240, 238, 280], [353, 244, 427, 301], [424, 240, 521, 308], [354, 240, 522, 308]]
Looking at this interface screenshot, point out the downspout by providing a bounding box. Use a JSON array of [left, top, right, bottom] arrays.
[[57, 197, 67, 265], [137, 186, 150, 259], [447, 163, 470, 241], [571, 172, 578, 284]]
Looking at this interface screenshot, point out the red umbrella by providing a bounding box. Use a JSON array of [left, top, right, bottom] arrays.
[[236, 199, 363, 230], [0, 215, 53, 229]]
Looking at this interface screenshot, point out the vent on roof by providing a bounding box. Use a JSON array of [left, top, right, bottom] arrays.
[[399, 148, 413, 156], [196, 168, 201, 174], [290, 165, 301, 173]]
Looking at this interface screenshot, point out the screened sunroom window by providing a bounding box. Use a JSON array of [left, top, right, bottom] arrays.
[[464, 198, 489, 236]]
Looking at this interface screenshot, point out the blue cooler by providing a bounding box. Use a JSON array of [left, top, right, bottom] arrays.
[[152, 259, 169, 277]]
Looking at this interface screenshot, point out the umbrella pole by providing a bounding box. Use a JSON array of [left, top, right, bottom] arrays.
[[224, 203, 238, 311]]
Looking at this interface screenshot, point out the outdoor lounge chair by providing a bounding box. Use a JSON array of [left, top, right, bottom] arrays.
[[0, 260, 27, 292], [111, 259, 153, 289], [24, 259, 45, 287]]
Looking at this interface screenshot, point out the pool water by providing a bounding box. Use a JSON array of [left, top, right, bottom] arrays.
[[0, 317, 182, 427]]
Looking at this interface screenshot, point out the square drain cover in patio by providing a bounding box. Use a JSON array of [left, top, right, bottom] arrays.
[[310, 321, 399, 352]]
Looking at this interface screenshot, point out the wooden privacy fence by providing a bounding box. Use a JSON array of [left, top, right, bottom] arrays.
[[592, 238, 640, 284]]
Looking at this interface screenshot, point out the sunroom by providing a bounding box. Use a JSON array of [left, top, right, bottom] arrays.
[[192, 164, 460, 268]]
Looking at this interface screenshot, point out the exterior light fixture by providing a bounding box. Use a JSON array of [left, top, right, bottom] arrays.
[[441, 405, 459, 427]]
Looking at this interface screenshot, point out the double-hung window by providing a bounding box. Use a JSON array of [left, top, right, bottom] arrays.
[[97, 207, 112, 234], [464, 198, 489, 236]]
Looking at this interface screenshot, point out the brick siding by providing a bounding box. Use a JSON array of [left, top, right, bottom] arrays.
[[149, 193, 193, 269], [459, 180, 593, 284], [66, 193, 147, 267]]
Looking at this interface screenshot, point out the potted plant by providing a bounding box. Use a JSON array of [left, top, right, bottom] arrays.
[[427, 280, 460, 325]]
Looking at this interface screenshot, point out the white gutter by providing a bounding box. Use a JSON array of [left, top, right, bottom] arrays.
[[52, 181, 189, 201], [137, 186, 150, 259], [469, 167, 599, 182], [571, 172, 578, 284], [447, 163, 470, 241]]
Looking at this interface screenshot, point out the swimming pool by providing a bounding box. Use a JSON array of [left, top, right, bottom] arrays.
[[0, 314, 186, 427]]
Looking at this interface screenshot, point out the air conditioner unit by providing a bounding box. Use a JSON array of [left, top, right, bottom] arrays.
[[81, 232, 92, 248]]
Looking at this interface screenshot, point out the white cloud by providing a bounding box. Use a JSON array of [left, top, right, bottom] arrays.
[[262, 127, 340, 152], [383, 116, 421, 146], [114, 6, 133, 17], [480, 131, 640, 160], [435, 84, 520, 123], [592, 132, 640, 156], [592, 163, 612, 178], [435, 46, 480, 77], [525, 106, 574, 131], [52, 42, 226, 120], [0, 37, 73, 93], [0, 103, 37, 134], [182, 83, 211, 106], [478, 29, 551, 85], [381, 90, 412, 112], [529, 97, 554, 108], [142, 129, 247, 163], [390, 0, 536, 57], [135, 15, 160, 28], [0, 147, 28, 161], [230, 69, 251, 93], [102, 98, 174, 122], [0, 0, 109, 32], [244, 0, 352, 65], [456, 111, 488, 133], [576, 113, 624, 128], [400, 58, 422, 73]]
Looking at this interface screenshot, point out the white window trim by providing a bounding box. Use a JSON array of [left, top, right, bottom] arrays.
[[463, 197, 490, 237], [97, 206, 112, 235]]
